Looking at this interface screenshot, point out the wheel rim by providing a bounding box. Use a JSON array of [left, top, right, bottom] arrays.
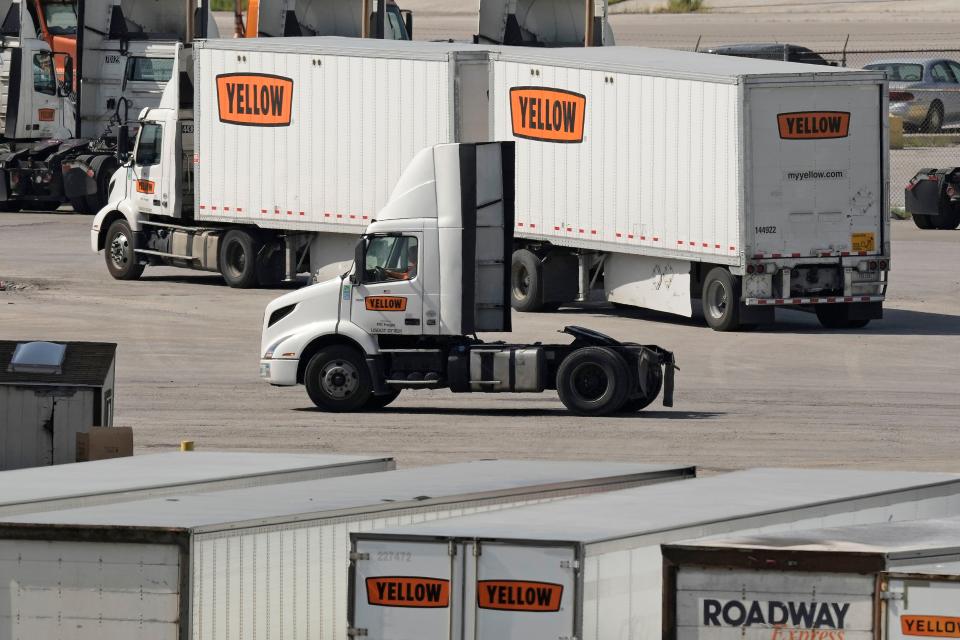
[[224, 240, 247, 279], [932, 108, 943, 130], [319, 359, 360, 400], [570, 362, 609, 403], [109, 232, 131, 269], [512, 263, 531, 300], [705, 279, 729, 321]]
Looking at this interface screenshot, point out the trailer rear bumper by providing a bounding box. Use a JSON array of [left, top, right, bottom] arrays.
[[745, 295, 884, 307]]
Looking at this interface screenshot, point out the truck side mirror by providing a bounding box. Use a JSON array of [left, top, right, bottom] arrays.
[[350, 239, 366, 285], [59, 55, 74, 97], [401, 10, 413, 39]]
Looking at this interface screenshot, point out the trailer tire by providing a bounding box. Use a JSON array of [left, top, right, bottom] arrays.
[[702, 267, 742, 332], [511, 249, 544, 312], [556, 346, 631, 416], [622, 362, 664, 412], [913, 214, 935, 230], [815, 304, 871, 330], [365, 390, 401, 410], [69, 197, 93, 214], [104, 219, 144, 280], [219, 230, 263, 289], [84, 157, 120, 214], [304, 346, 373, 412]]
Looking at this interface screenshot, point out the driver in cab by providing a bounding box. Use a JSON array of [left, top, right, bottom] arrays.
[[385, 245, 417, 281]]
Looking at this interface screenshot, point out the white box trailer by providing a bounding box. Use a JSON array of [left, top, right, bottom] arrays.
[[0, 451, 394, 516], [348, 468, 960, 640], [490, 46, 891, 330], [94, 39, 889, 331], [0, 460, 693, 640], [662, 518, 960, 640]]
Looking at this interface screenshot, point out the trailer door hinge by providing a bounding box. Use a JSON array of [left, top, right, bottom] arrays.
[[347, 627, 368, 637], [349, 552, 369, 561], [880, 591, 904, 601], [560, 560, 580, 570]]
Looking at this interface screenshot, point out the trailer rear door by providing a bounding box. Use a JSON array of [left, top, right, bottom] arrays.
[[886, 576, 960, 640], [351, 538, 457, 640], [465, 541, 578, 640], [747, 81, 884, 258]]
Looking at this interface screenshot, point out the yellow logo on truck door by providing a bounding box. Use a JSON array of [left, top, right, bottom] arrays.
[[902, 616, 960, 638], [366, 577, 450, 608], [216, 73, 293, 127], [510, 87, 586, 143], [477, 580, 564, 612], [365, 296, 407, 311], [778, 112, 850, 140]]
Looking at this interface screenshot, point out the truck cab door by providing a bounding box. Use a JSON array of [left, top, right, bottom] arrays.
[[351, 233, 425, 337], [11, 40, 64, 139], [130, 110, 177, 216]]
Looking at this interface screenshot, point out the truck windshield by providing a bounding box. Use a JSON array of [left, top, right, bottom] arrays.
[[40, 1, 77, 36], [385, 7, 408, 40]]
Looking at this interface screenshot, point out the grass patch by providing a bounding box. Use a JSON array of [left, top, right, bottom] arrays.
[[654, 0, 707, 13], [210, 0, 234, 11], [891, 207, 910, 220], [902, 135, 960, 149]]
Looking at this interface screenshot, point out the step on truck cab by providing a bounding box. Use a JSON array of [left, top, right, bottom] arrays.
[[259, 142, 676, 416]]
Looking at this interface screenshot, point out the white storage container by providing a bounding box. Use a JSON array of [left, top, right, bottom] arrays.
[[348, 468, 960, 640], [663, 519, 960, 640], [0, 451, 394, 516], [0, 460, 693, 640]]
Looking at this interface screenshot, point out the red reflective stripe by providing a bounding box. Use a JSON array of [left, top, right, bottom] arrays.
[[616, 232, 622, 238], [529, 223, 536, 229]]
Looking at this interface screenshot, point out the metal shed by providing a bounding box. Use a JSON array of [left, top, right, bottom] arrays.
[[0, 341, 117, 470], [0, 459, 693, 640]]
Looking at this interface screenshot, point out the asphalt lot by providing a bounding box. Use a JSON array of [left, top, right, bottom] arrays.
[[1, 213, 957, 472]]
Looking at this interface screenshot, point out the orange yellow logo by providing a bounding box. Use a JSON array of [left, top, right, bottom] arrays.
[[778, 112, 850, 140], [366, 577, 450, 608], [902, 616, 960, 638], [365, 296, 407, 312], [510, 87, 586, 143], [135, 179, 155, 194], [217, 73, 293, 127], [477, 580, 564, 612]]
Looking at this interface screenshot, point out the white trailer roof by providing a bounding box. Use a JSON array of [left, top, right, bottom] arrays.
[[0, 452, 393, 516], [0, 461, 693, 533], [195, 35, 491, 60], [195, 37, 882, 84], [673, 518, 960, 559], [357, 468, 960, 544]]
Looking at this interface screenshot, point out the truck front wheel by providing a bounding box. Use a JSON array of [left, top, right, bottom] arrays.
[[104, 219, 145, 281], [304, 346, 373, 412], [702, 267, 742, 332], [219, 230, 263, 288], [511, 249, 544, 312], [556, 346, 631, 416]]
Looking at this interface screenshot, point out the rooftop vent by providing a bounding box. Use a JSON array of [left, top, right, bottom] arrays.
[[8, 342, 66, 375]]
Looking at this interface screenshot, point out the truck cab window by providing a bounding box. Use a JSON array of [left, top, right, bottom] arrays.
[[385, 8, 408, 40], [364, 236, 418, 283], [125, 57, 175, 83], [135, 123, 163, 166], [33, 53, 56, 95]]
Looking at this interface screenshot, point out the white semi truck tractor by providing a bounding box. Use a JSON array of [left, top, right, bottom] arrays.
[[259, 142, 676, 416]]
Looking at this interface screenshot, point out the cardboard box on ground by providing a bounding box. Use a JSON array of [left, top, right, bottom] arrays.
[[77, 428, 133, 462]]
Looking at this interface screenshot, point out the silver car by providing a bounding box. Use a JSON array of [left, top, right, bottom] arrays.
[[864, 58, 960, 132]]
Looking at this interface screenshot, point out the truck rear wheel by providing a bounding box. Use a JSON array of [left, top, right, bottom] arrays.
[[219, 230, 263, 288], [511, 249, 544, 312], [304, 346, 373, 412], [622, 362, 664, 412], [815, 304, 871, 330], [556, 346, 631, 416], [104, 219, 145, 281], [702, 267, 742, 332]]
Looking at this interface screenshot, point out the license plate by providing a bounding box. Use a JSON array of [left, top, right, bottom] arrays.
[[851, 232, 876, 253], [259, 363, 270, 379]]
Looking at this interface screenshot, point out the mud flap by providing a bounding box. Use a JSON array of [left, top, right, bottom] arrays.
[[0, 169, 9, 201], [662, 355, 675, 408]]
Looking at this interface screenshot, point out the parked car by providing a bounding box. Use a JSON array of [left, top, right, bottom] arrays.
[[704, 43, 836, 66], [863, 58, 960, 133]]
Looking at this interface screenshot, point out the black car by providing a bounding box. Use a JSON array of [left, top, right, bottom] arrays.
[[704, 44, 836, 66]]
